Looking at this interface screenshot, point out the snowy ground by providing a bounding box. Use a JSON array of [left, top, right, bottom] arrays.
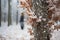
[[0, 22, 33, 40], [0, 22, 60, 40], [50, 29, 60, 40]]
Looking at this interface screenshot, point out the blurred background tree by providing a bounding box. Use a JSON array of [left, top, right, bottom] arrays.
[[16, 10, 18, 24], [8, 0, 12, 26], [0, 0, 1, 26]]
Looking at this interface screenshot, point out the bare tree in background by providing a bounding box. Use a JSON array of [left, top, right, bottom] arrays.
[[8, 0, 12, 26], [0, 0, 1, 26], [4, 0, 7, 22], [4, 13, 6, 22], [16, 10, 18, 24]]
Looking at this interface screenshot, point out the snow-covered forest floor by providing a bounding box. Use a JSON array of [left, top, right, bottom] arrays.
[[0, 22, 34, 40], [50, 29, 60, 40], [0, 22, 60, 40]]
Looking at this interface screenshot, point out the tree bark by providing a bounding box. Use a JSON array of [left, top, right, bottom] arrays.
[[32, 0, 50, 40]]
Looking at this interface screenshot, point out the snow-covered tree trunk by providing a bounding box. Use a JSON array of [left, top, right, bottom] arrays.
[[0, 0, 1, 26], [8, 0, 12, 26], [32, 0, 50, 40]]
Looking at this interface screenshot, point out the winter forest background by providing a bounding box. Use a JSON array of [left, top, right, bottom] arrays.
[[0, 0, 60, 40], [1, 0, 28, 25]]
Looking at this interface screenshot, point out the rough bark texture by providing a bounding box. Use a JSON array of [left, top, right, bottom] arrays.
[[8, 0, 12, 26], [32, 0, 50, 40]]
